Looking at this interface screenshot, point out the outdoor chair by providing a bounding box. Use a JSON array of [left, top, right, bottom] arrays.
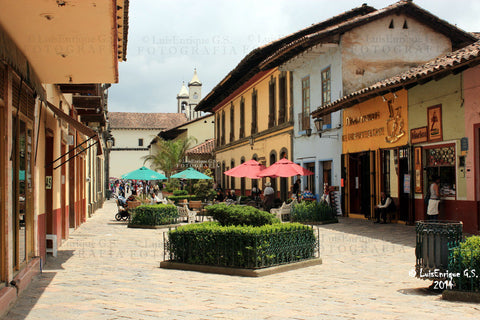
[[270, 198, 298, 222], [127, 200, 141, 210], [177, 205, 196, 224]]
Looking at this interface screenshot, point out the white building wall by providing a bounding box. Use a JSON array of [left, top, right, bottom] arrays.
[[110, 128, 160, 178], [285, 46, 343, 199]]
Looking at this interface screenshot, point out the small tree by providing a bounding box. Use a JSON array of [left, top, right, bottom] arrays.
[[143, 136, 197, 179], [193, 168, 216, 201]]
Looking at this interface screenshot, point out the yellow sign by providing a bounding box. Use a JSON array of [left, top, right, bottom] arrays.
[[342, 91, 408, 154]]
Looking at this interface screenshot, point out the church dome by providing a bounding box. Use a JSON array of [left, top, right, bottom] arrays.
[[188, 68, 202, 86], [177, 82, 189, 98]]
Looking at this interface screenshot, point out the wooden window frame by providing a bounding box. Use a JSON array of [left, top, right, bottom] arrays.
[[301, 76, 310, 131]]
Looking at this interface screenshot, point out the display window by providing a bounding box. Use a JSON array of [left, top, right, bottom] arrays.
[[424, 144, 456, 197]]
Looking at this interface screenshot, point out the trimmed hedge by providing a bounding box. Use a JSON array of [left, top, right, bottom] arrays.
[[449, 236, 480, 292], [167, 222, 316, 268], [130, 204, 178, 226], [166, 195, 200, 203], [205, 203, 280, 226], [291, 201, 337, 223], [173, 190, 188, 196]]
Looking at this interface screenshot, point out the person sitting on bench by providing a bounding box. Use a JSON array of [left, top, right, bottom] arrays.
[[374, 192, 394, 224]]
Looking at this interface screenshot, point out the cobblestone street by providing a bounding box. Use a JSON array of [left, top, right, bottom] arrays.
[[4, 200, 480, 319]]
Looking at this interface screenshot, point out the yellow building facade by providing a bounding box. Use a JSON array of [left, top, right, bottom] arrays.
[[214, 68, 294, 200]]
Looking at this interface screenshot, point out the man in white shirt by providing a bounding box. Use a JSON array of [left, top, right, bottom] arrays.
[[374, 192, 393, 224]]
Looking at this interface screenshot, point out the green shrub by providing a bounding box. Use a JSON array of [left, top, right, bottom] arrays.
[[130, 204, 178, 226], [193, 169, 216, 201], [166, 195, 200, 203], [291, 201, 337, 223], [449, 236, 480, 291], [167, 222, 316, 268], [204, 204, 280, 226], [173, 189, 188, 196]]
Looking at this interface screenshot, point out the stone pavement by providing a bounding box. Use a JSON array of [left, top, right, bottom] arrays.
[[3, 200, 480, 319]]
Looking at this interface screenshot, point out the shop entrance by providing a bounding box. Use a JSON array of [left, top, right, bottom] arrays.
[[398, 147, 410, 221], [349, 152, 371, 217]]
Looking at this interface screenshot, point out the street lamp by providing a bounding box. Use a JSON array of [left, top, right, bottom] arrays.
[[314, 117, 323, 137]]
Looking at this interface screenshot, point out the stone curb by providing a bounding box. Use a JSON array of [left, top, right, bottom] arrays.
[[127, 223, 181, 229], [442, 290, 480, 303], [159, 258, 322, 277]]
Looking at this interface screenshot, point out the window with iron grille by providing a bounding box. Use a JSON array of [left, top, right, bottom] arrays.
[[268, 76, 276, 128], [239, 97, 245, 138], [230, 102, 235, 143], [301, 76, 310, 131], [251, 88, 258, 134], [278, 72, 287, 124], [138, 138, 144, 147]]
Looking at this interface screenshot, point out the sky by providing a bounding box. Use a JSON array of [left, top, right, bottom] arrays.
[[108, 0, 480, 114]]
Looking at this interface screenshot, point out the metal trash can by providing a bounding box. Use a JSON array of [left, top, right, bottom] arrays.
[[415, 220, 463, 280]]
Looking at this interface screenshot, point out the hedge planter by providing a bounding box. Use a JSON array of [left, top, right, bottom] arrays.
[[129, 204, 179, 227], [290, 201, 338, 224], [163, 222, 318, 269], [446, 236, 480, 293]]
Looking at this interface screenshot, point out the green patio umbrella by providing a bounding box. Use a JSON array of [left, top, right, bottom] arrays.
[[121, 166, 167, 180], [170, 167, 212, 180]]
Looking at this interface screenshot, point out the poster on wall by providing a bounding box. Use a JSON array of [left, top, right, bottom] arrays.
[[414, 147, 422, 193], [427, 105, 443, 142], [404, 174, 411, 194]]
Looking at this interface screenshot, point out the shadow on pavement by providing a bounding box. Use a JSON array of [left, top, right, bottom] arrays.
[[313, 216, 416, 248], [4, 250, 75, 320]]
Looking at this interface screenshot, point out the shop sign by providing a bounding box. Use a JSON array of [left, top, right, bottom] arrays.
[[460, 137, 468, 152], [410, 127, 428, 144], [342, 92, 408, 153], [45, 176, 52, 189], [427, 105, 443, 142]]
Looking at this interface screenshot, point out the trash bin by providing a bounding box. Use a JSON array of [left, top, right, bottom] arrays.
[[415, 220, 463, 280], [106, 190, 112, 200]]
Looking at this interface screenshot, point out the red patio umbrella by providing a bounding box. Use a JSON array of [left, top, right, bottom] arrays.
[[257, 158, 314, 178], [224, 159, 266, 179]]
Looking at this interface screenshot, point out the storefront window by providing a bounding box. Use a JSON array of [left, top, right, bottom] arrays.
[[425, 145, 456, 197]]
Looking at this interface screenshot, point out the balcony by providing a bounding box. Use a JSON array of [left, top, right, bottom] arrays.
[[298, 112, 310, 131]]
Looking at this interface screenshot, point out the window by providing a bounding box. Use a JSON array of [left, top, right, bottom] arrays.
[[239, 97, 245, 138], [278, 72, 287, 124], [321, 67, 331, 106], [230, 102, 235, 143], [300, 76, 310, 131], [216, 113, 220, 146], [221, 111, 226, 145], [289, 72, 294, 121], [425, 145, 456, 197], [251, 88, 258, 134], [268, 76, 276, 128], [138, 138, 144, 147]]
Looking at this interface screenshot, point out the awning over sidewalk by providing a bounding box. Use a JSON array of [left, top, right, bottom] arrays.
[[46, 101, 97, 138], [45, 101, 103, 169]]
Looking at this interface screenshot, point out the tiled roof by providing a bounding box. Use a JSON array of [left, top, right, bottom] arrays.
[[312, 40, 480, 117], [195, 4, 375, 112], [260, 0, 476, 70], [109, 112, 187, 129], [196, 0, 476, 113], [186, 139, 215, 155]]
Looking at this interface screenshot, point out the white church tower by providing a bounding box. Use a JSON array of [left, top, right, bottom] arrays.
[[177, 69, 202, 121]]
